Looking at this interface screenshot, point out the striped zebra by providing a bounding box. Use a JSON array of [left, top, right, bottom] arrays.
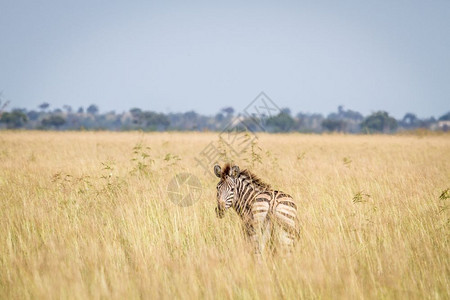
[[214, 163, 299, 256]]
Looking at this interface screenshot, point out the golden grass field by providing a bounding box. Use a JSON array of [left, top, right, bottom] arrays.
[[0, 131, 449, 299]]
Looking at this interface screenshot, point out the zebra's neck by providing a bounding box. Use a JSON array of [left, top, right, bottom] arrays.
[[232, 174, 268, 215]]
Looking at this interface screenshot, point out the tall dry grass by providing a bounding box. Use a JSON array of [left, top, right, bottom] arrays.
[[0, 131, 449, 299]]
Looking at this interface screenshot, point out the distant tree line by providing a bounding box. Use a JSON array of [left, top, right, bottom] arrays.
[[0, 101, 449, 133]]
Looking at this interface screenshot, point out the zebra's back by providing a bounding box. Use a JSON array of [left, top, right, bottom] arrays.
[[272, 191, 299, 246], [247, 190, 299, 253]]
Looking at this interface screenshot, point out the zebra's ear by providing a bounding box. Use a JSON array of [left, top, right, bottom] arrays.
[[214, 164, 221, 178], [231, 165, 240, 178]]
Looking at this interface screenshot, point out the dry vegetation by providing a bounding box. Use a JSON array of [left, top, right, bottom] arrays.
[[0, 131, 449, 299]]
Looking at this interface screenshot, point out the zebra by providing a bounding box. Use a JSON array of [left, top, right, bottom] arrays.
[[214, 163, 299, 256]]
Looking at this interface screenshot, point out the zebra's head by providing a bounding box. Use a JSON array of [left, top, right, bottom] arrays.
[[214, 163, 240, 218]]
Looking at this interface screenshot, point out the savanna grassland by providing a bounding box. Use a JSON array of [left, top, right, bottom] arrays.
[[0, 131, 449, 299]]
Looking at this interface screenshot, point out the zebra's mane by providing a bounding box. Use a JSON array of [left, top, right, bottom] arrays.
[[220, 163, 232, 179], [221, 163, 271, 189], [239, 169, 271, 189]]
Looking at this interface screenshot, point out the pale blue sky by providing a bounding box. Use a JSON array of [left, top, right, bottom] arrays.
[[1, 0, 449, 118]]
